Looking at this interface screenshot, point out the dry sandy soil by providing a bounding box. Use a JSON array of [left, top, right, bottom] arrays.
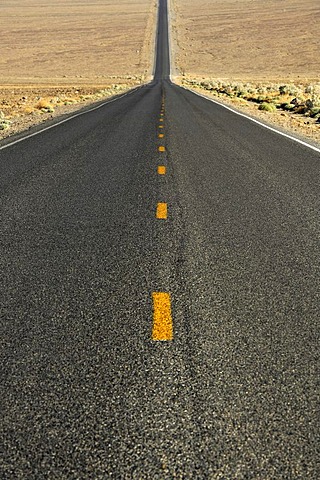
[[0, 0, 156, 84], [0, 0, 156, 139], [172, 0, 320, 80]]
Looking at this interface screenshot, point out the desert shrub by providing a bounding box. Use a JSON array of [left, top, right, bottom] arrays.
[[309, 107, 320, 118], [287, 85, 301, 96], [259, 102, 276, 112], [294, 105, 309, 114], [236, 90, 248, 98], [35, 99, 51, 110], [305, 99, 314, 109], [0, 119, 11, 130], [311, 95, 320, 107], [283, 103, 295, 111], [279, 85, 287, 95], [41, 106, 54, 113], [246, 96, 259, 103]]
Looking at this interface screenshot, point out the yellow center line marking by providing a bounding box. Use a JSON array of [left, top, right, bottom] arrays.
[[156, 202, 167, 219], [152, 292, 173, 341], [159, 125, 164, 129], [160, 113, 164, 116], [158, 146, 165, 152], [159, 118, 164, 122], [158, 133, 164, 138], [158, 165, 166, 175]]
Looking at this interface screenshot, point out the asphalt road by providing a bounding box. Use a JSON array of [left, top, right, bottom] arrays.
[[1, 0, 319, 478]]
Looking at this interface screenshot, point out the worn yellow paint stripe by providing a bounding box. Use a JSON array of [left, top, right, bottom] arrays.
[[159, 118, 164, 122], [156, 202, 167, 219], [152, 292, 173, 341], [159, 146, 165, 152], [158, 133, 164, 138], [159, 125, 164, 129], [158, 165, 166, 175]]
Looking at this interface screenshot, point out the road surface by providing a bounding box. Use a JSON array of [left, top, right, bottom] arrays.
[[1, 0, 319, 478]]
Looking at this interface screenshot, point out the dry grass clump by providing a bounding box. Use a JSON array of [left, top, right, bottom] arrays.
[[35, 99, 55, 113], [259, 102, 276, 112], [35, 99, 51, 109]]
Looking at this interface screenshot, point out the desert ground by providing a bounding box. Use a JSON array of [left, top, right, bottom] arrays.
[[0, 0, 156, 84], [171, 0, 320, 144], [172, 0, 320, 80], [0, 0, 156, 139]]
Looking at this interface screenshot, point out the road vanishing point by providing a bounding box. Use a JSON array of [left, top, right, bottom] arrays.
[[1, 0, 319, 478]]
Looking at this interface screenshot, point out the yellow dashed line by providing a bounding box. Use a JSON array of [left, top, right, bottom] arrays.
[[156, 202, 167, 219], [152, 292, 173, 341], [152, 98, 172, 341]]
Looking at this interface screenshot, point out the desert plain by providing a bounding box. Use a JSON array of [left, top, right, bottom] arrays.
[[172, 0, 320, 143], [0, 0, 156, 138]]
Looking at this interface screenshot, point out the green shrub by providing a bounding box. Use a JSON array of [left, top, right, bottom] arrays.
[[309, 107, 320, 118], [259, 102, 276, 112], [41, 106, 54, 113], [0, 120, 11, 130], [283, 103, 295, 111]]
